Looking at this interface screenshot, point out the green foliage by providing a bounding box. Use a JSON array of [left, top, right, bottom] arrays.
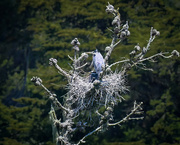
[[0, 0, 179, 144], [147, 90, 180, 144], [107, 140, 145, 145]]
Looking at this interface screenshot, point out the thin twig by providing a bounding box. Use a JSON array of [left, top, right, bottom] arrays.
[[132, 52, 173, 67], [109, 59, 130, 68], [38, 83, 70, 113], [75, 63, 88, 71], [77, 126, 102, 145], [108, 102, 143, 126]]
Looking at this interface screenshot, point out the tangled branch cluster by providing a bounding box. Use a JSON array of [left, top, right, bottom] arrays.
[[31, 2, 179, 145]]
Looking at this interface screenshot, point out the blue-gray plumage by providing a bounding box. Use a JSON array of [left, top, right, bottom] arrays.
[[93, 50, 104, 78]]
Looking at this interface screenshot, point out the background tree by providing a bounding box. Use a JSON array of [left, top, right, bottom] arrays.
[[0, 0, 179, 145]]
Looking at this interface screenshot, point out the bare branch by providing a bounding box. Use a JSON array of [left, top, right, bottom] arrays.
[[108, 59, 130, 68], [75, 63, 88, 71], [77, 126, 102, 145], [132, 52, 174, 68], [68, 55, 74, 61], [31, 76, 70, 113], [139, 27, 159, 59], [108, 102, 143, 126], [49, 58, 71, 81]]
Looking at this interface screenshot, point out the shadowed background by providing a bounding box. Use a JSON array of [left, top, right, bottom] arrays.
[[0, 0, 180, 144]]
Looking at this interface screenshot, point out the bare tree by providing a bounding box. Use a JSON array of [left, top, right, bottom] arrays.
[[31, 2, 179, 145]]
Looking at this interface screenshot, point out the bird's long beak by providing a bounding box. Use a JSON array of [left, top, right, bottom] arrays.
[[86, 52, 93, 54]]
